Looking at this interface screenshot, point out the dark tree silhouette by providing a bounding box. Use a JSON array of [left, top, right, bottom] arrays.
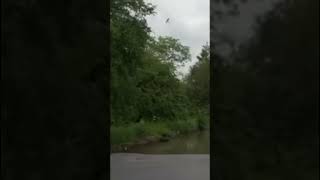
[[212, 0, 319, 179], [2, 1, 108, 179]]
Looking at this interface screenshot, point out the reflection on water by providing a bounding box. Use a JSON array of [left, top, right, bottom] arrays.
[[127, 131, 209, 154]]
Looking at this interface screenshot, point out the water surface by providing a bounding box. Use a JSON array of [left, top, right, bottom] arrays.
[[126, 130, 209, 154]]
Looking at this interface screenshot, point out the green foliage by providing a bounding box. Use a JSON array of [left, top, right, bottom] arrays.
[[169, 119, 199, 133], [149, 36, 191, 66], [111, 0, 197, 126], [110, 117, 208, 145], [111, 125, 139, 144], [111, 0, 210, 146], [185, 44, 210, 110]]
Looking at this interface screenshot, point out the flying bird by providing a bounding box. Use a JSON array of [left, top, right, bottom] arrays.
[[165, 18, 170, 23]]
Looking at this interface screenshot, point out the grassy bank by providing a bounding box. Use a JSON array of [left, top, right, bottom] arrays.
[[111, 116, 209, 146]]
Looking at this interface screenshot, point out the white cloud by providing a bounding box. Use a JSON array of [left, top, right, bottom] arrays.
[[145, 0, 210, 77]]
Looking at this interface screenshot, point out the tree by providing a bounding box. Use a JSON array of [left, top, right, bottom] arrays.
[[111, 0, 192, 125], [186, 44, 210, 110], [148, 36, 191, 74], [212, 0, 319, 179]]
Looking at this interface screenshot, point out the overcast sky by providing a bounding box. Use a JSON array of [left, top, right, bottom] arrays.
[[145, 0, 210, 77], [144, 0, 278, 77]]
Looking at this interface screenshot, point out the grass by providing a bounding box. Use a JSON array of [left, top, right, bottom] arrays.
[[111, 116, 209, 145]]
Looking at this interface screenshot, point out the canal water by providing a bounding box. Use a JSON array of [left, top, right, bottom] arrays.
[[126, 130, 210, 154]]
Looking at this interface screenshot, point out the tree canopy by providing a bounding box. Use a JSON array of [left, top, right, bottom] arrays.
[[111, 0, 206, 126]]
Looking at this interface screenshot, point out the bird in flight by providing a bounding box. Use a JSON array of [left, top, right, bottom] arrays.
[[165, 18, 170, 23]]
